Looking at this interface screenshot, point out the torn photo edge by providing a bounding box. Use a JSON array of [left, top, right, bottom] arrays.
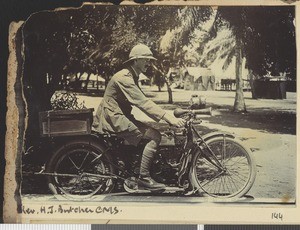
[[4, 0, 300, 224]]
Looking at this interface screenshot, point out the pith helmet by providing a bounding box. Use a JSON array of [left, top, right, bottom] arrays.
[[124, 44, 157, 64]]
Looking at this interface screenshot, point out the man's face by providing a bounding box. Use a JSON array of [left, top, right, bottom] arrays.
[[134, 58, 151, 73]]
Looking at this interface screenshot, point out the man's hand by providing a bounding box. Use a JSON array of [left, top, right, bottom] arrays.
[[171, 117, 186, 127], [162, 113, 186, 127]]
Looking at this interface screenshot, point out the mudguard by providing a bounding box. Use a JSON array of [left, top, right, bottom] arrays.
[[52, 133, 109, 148], [24, 133, 109, 166], [200, 131, 235, 143]]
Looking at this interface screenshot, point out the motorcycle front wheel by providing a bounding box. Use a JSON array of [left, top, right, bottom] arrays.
[[46, 139, 115, 200], [191, 136, 256, 199]]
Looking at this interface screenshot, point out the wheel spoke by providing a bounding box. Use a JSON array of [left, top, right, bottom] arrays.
[[201, 171, 224, 188], [226, 165, 248, 175], [48, 145, 114, 198], [221, 175, 226, 194], [68, 156, 80, 170], [227, 169, 248, 183], [223, 146, 239, 164], [79, 151, 90, 170], [194, 137, 255, 198], [226, 173, 239, 192], [224, 175, 233, 195], [222, 136, 226, 165], [218, 176, 223, 194], [226, 156, 248, 167]]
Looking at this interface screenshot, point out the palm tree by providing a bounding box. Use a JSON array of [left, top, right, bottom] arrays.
[[233, 38, 246, 111], [212, 6, 295, 111], [158, 6, 213, 103], [199, 15, 247, 112]]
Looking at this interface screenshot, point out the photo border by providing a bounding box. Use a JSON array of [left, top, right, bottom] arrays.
[[4, 0, 299, 224]]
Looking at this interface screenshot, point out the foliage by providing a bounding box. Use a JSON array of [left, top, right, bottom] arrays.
[[50, 91, 86, 110], [195, 6, 296, 111], [23, 5, 296, 131], [216, 6, 296, 78], [159, 6, 213, 66]]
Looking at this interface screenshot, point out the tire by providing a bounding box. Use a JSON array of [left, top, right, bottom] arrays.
[[46, 139, 115, 200], [191, 136, 256, 199]]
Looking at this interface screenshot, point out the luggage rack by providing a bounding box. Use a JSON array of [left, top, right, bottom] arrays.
[[39, 108, 94, 137]]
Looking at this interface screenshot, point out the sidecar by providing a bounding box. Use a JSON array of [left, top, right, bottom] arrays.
[[23, 108, 119, 198], [39, 108, 94, 137], [23, 108, 94, 164]]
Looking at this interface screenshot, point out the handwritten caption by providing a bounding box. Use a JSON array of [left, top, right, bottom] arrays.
[[22, 205, 121, 215], [271, 212, 283, 221]]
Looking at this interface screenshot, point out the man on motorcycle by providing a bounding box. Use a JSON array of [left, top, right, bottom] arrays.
[[93, 44, 185, 191]]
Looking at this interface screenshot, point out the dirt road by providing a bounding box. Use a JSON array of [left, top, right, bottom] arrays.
[[22, 88, 296, 202], [77, 88, 296, 201]]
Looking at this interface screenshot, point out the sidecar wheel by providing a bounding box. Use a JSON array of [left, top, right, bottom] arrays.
[[46, 139, 115, 200]]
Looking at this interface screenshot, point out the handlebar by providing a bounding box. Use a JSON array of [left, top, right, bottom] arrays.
[[174, 107, 212, 118]]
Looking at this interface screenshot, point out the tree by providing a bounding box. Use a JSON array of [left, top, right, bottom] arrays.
[[23, 5, 296, 147], [158, 6, 213, 103], [198, 6, 295, 111], [23, 11, 73, 109], [71, 6, 212, 103], [65, 5, 119, 88], [133, 6, 181, 103], [88, 6, 182, 103], [217, 8, 248, 111]]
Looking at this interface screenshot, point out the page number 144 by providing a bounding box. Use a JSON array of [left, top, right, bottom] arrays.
[[272, 212, 283, 221]]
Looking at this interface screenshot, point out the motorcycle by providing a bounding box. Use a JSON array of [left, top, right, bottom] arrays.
[[31, 107, 256, 200]]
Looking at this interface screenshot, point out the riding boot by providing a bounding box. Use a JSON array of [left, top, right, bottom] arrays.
[[138, 140, 166, 190]]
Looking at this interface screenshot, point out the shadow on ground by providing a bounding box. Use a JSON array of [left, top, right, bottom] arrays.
[[156, 101, 296, 135], [207, 107, 295, 135], [21, 97, 296, 195]]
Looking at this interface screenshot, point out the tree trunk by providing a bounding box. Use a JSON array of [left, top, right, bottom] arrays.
[[83, 73, 91, 92], [96, 75, 99, 91], [158, 81, 162, 92], [104, 76, 108, 87], [157, 73, 162, 92], [75, 72, 84, 91], [152, 65, 172, 103], [49, 71, 61, 98], [249, 70, 257, 99], [233, 43, 246, 112], [164, 68, 173, 104], [166, 81, 173, 104]]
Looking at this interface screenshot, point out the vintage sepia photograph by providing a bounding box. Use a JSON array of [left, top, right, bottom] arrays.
[[4, 1, 298, 223]]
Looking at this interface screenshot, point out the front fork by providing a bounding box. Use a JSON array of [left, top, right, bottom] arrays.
[[184, 138, 227, 195], [192, 126, 224, 171]]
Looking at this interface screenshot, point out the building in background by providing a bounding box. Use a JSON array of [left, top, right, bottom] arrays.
[[183, 67, 215, 91]]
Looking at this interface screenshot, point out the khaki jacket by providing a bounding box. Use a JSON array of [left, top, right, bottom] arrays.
[[93, 68, 166, 134]]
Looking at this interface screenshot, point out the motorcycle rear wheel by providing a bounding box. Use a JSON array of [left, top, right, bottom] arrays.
[[46, 139, 115, 200], [192, 136, 256, 199]]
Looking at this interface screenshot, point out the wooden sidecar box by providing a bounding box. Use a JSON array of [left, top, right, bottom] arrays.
[[39, 108, 94, 137]]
